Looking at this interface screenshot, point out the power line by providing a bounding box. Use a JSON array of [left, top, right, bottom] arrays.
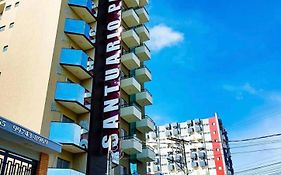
[[230, 133, 281, 143], [236, 161, 281, 174]]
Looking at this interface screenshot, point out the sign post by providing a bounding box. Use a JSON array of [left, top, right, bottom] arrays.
[[86, 0, 122, 174]]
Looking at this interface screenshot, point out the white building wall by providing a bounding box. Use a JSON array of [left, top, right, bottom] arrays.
[[146, 117, 229, 175]]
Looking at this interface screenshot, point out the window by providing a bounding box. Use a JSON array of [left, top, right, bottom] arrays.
[[56, 158, 70, 169], [212, 122, 216, 126], [15, 2, 20, 7], [217, 157, 221, 161], [9, 22, 14, 28], [5, 5, 12, 11], [62, 115, 74, 123], [0, 25, 5, 32], [3, 45, 8, 52]]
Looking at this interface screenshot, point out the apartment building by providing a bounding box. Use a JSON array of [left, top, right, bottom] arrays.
[[0, 0, 155, 174], [146, 114, 234, 175]]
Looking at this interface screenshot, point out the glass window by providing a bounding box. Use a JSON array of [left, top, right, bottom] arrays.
[[62, 115, 75, 123], [56, 158, 70, 169]]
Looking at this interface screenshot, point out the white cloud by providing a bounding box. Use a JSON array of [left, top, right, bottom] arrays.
[[222, 83, 262, 100], [148, 24, 184, 52], [224, 83, 281, 172]]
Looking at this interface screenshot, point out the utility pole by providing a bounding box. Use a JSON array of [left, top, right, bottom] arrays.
[[168, 137, 189, 175], [106, 136, 112, 175]]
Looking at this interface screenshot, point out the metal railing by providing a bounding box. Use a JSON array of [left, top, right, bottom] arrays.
[[141, 88, 153, 97]]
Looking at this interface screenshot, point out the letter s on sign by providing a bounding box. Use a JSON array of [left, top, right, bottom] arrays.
[[102, 135, 109, 149]]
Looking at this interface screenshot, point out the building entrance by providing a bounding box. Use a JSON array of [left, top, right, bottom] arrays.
[[0, 148, 37, 175]]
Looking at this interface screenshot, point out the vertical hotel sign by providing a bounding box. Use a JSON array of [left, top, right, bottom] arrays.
[[87, 0, 122, 174], [101, 0, 122, 165]]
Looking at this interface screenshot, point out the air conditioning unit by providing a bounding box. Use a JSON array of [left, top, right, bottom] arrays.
[[166, 130, 172, 137], [191, 152, 198, 160], [176, 155, 182, 162], [168, 164, 175, 171], [199, 151, 206, 159], [199, 160, 208, 167], [188, 127, 194, 134], [194, 119, 201, 125], [168, 155, 174, 162], [191, 161, 199, 168], [80, 139, 88, 149], [173, 129, 180, 136], [151, 132, 157, 139], [165, 124, 171, 130], [195, 126, 202, 132], [186, 120, 193, 126]]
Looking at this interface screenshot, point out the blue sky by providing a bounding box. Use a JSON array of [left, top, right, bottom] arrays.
[[145, 0, 281, 171]]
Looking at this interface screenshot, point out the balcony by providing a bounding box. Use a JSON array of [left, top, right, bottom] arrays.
[[135, 89, 152, 106], [136, 116, 155, 133], [121, 52, 140, 70], [121, 104, 142, 123], [68, 0, 96, 23], [121, 77, 141, 95], [55, 82, 90, 114], [122, 9, 139, 28], [135, 44, 151, 61], [49, 122, 87, 153], [121, 136, 142, 155], [139, 0, 148, 7], [48, 168, 85, 175], [60, 48, 93, 80], [135, 66, 152, 83], [137, 145, 155, 162], [64, 18, 94, 50], [121, 29, 140, 48], [135, 25, 150, 43], [123, 0, 139, 8], [136, 8, 149, 24]]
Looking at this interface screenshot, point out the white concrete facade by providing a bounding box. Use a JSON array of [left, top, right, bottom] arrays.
[[146, 115, 234, 175]]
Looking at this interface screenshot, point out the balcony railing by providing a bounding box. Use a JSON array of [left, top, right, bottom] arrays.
[[49, 122, 88, 153], [60, 48, 93, 80], [135, 44, 151, 61], [64, 18, 95, 50], [120, 103, 142, 123], [135, 7, 149, 24], [121, 28, 140, 49], [48, 168, 85, 175], [120, 76, 141, 95], [137, 144, 155, 162], [135, 25, 150, 43], [122, 8, 140, 28], [134, 65, 152, 83], [68, 0, 96, 23], [121, 52, 140, 70], [121, 136, 142, 155], [135, 89, 153, 106], [123, 0, 139, 8], [55, 82, 91, 114]]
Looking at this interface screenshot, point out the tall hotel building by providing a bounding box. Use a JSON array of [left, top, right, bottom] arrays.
[[0, 0, 155, 174], [146, 114, 234, 175]]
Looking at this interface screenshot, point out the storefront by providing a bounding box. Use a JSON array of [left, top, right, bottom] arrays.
[[0, 116, 61, 175]]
